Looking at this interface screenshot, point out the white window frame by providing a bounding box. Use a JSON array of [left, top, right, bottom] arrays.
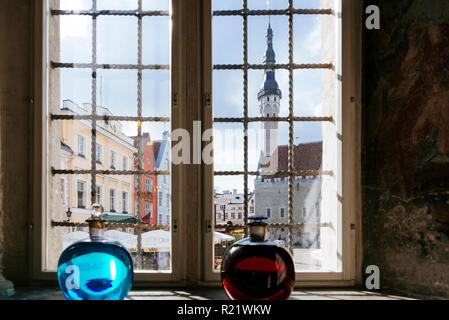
[[109, 187, 117, 213], [122, 190, 129, 214], [95, 183, 104, 206], [145, 178, 152, 193], [109, 149, 117, 170], [75, 178, 88, 209], [76, 134, 87, 159], [95, 142, 104, 164], [123, 155, 128, 171]]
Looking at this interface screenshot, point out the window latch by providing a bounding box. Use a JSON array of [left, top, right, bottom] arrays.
[[173, 219, 178, 233], [206, 219, 212, 233]]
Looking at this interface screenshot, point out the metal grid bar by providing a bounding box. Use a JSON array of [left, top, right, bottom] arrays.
[[214, 116, 332, 122], [214, 63, 332, 70], [136, 0, 144, 269], [51, 9, 169, 16], [51, 62, 169, 70], [213, 9, 332, 16], [52, 168, 169, 176], [243, 0, 249, 238], [51, 114, 169, 122], [90, 0, 98, 206], [214, 170, 332, 177], [287, 0, 295, 255]]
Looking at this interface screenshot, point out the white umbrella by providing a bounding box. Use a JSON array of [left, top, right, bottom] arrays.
[[124, 230, 171, 252], [214, 231, 235, 244], [104, 230, 135, 242], [63, 231, 89, 249]]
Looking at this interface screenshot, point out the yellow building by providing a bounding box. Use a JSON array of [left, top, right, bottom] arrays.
[[59, 100, 137, 224]]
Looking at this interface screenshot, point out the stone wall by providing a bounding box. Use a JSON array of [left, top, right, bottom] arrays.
[[0, 0, 32, 284], [363, 0, 449, 297]]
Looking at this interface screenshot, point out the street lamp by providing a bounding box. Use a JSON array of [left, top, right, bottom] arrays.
[[66, 207, 72, 221]]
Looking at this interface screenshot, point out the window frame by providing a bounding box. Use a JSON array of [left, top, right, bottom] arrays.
[[95, 183, 104, 206], [75, 178, 88, 209], [31, 0, 361, 287], [122, 190, 129, 214], [31, 0, 185, 285], [109, 148, 117, 170], [201, 0, 363, 286], [76, 134, 87, 159]]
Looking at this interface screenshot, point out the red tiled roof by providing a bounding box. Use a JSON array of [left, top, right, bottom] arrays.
[[261, 141, 322, 171]]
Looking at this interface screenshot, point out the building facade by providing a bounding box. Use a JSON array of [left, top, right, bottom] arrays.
[[59, 100, 137, 224], [153, 131, 171, 226], [133, 132, 158, 226], [253, 22, 322, 248]]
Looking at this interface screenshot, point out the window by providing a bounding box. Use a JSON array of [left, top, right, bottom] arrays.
[[110, 150, 116, 170], [280, 208, 285, 218], [122, 191, 128, 213], [76, 180, 87, 209], [166, 193, 170, 208], [238, 212, 242, 220], [95, 143, 103, 164], [250, 207, 254, 213], [123, 156, 128, 171], [145, 203, 152, 218], [159, 191, 163, 206], [37, 0, 360, 285], [266, 208, 271, 218], [77, 135, 86, 158], [145, 179, 152, 193], [95, 184, 103, 205], [303, 208, 306, 218], [146, 157, 151, 165], [109, 188, 116, 212]]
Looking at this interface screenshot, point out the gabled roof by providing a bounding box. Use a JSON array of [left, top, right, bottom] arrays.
[[152, 141, 162, 162], [153, 140, 169, 169], [260, 141, 322, 172]]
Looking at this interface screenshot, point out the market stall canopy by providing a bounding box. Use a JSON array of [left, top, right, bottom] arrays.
[[124, 230, 171, 253], [63, 231, 89, 249], [102, 212, 138, 223], [214, 231, 235, 244]]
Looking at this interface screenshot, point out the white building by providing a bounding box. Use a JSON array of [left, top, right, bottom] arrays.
[[153, 131, 171, 226], [254, 22, 322, 249]]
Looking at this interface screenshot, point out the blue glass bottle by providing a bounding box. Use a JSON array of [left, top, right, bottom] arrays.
[[221, 217, 295, 300], [57, 204, 134, 300]]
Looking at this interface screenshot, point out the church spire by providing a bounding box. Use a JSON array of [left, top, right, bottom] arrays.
[[258, 20, 282, 100]]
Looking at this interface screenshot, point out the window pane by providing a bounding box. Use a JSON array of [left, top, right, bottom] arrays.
[[46, 1, 172, 273], [213, 175, 245, 272], [97, 16, 138, 65], [212, 3, 341, 275]]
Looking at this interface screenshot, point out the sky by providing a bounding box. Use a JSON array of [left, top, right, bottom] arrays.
[[58, 0, 326, 194]]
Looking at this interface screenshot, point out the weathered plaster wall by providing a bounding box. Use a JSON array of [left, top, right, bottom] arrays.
[[363, 0, 449, 297], [0, 0, 32, 284]]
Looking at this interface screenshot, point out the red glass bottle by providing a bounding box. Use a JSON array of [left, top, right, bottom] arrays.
[[220, 216, 295, 300]]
